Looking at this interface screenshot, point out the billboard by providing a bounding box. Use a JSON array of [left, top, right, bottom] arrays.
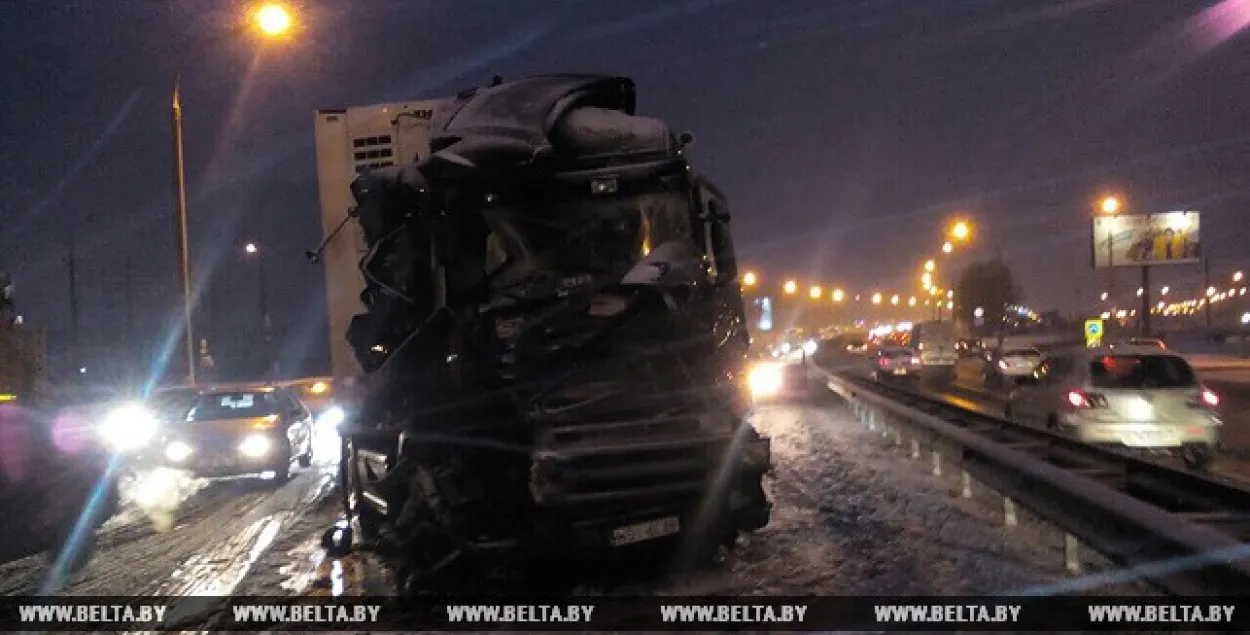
[[1091, 211, 1200, 268]]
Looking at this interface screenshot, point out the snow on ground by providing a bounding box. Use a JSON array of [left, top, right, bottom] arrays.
[[717, 399, 1075, 596]]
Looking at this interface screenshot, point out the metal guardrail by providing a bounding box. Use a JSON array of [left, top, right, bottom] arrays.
[[811, 364, 1250, 596]]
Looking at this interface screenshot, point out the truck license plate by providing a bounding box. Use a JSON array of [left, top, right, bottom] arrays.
[[610, 516, 680, 546]]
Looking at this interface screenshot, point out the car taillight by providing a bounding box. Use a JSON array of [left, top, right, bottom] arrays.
[[1067, 391, 1107, 409], [998, 360, 1010, 369], [878, 358, 888, 367], [1200, 389, 1219, 407], [910, 357, 921, 364]]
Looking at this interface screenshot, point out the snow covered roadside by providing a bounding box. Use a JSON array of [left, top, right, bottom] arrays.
[[711, 400, 1080, 596]]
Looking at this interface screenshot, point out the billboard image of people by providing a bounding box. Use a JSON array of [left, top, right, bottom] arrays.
[[1091, 211, 1200, 268]]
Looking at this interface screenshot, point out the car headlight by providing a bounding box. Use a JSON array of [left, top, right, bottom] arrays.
[[165, 441, 193, 462], [98, 402, 159, 452], [802, 340, 818, 356], [316, 405, 345, 430], [748, 363, 784, 397], [238, 434, 271, 458]]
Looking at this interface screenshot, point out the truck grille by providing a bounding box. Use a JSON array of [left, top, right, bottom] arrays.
[[530, 414, 737, 511]]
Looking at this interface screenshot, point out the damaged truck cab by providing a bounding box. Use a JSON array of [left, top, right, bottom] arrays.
[[322, 75, 771, 586]]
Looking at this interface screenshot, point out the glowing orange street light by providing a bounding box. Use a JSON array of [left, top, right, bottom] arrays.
[[1100, 196, 1120, 214], [942, 241, 954, 254], [741, 271, 758, 286], [924, 259, 936, 272], [890, 294, 900, 306], [783, 280, 798, 295], [832, 288, 845, 303], [871, 292, 883, 305], [255, 4, 293, 37], [809, 285, 822, 300], [949, 220, 971, 242]]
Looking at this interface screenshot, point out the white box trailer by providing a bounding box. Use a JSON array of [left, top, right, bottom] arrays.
[[313, 99, 445, 379]]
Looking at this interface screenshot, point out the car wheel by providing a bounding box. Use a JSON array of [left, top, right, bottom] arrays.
[[1180, 444, 1214, 471], [297, 438, 313, 468], [270, 446, 293, 484], [342, 438, 382, 544]]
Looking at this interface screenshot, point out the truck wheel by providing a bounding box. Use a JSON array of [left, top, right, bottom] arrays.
[[341, 439, 382, 544]]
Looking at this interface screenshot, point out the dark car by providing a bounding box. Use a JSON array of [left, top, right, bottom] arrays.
[[157, 386, 314, 482], [0, 396, 120, 569]]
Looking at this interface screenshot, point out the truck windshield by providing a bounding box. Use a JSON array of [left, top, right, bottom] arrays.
[[1088, 355, 1197, 389]]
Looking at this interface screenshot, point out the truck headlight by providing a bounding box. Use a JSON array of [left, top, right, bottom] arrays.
[[165, 441, 193, 462], [98, 402, 159, 452], [316, 405, 344, 431], [748, 363, 784, 397], [238, 435, 271, 458]]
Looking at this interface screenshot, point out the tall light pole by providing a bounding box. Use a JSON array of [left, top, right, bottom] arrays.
[[1100, 196, 1119, 309], [244, 242, 274, 377], [171, 3, 294, 385]]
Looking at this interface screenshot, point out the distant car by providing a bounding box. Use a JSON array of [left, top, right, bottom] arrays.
[[908, 321, 959, 383], [955, 338, 984, 357], [1121, 337, 1166, 350], [748, 357, 813, 402], [872, 347, 920, 381], [843, 338, 869, 355], [1005, 346, 1220, 469], [289, 377, 336, 415], [983, 347, 1042, 388], [0, 395, 120, 569], [156, 386, 314, 482]]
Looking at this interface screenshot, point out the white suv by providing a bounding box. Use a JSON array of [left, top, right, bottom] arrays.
[[1005, 345, 1221, 469]]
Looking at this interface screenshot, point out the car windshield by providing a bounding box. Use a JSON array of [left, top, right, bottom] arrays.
[[187, 391, 280, 421], [1088, 355, 1197, 389], [148, 388, 199, 418]]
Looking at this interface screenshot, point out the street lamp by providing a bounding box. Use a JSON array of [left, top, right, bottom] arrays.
[[890, 294, 899, 306], [832, 288, 845, 303], [1235, 271, 1244, 283], [1100, 196, 1120, 214], [783, 280, 797, 295], [809, 285, 822, 300], [741, 271, 758, 286], [949, 220, 971, 242], [171, 4, 294, 385], [255, 4, 293, 37], [871, 292, 882, 305], [924, 259, 936, 272], [941, 241, 953, 254]]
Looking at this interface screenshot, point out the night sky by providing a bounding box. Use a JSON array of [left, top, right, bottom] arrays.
[[2, 0, 1248, 379]]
